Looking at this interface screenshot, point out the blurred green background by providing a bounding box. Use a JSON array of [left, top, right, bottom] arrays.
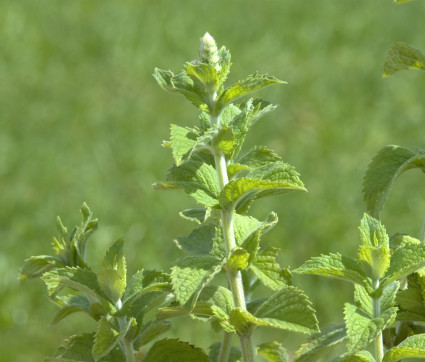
[[1, 0, 425, 360]]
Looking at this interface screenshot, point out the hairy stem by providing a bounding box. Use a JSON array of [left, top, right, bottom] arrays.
[[372, 279, 384, 362], [117, 299, 135, 362], [217, 332, 233, 362]]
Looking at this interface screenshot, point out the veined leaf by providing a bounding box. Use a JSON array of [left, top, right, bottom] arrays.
[[381, 242, 425, 288], [250, 247, 292, 290], [175, 222, 217, 255], [97, 268, 126, 304], [383, 42, 425, 77], [154, 160, 220, 207], [220, 162, 306, 212], [295, 323, 347, 362], [19, 255, 65, 280], [239, 146, 282, 169], [344, 303, 397, 353], [103, 238, 126, 285], [227, 163, 252, 179], [254, 286, 319, 334], [358, 214, 389, 248], [257, 341, 288, 362], [227, 248, 250, 271], [92, 316, 132, 361], [50, 295, 91, 325], [143, 338, 210, 362], [45, 333, 96, 362], [383, 333, 425, 361], [380, 281, 400, 313], [396, 275, 425, 322], [42, 267, 108, 304], [153, 68, 206, 110], [294, 253, 372, 292], [179, 208, 212, 224], [362, 145, 425, 218], [358, 245, 390, 281], [185, 61, 220, 94], [215, 73, 286, 113], [171, 256, 222, 309], [354, 285, 373, 317], [167, 124, 197, 165], [331, 350, 375, 362], [137, 320, 171, 347]]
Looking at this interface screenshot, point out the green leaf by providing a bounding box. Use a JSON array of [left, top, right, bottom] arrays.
[[331, 350, 376, 362], [344, 303, 397, 353], [171, 256, 222, 309], [97, 269, 126, 304], [254, 286, 319, 334], [154, 160, 220, 207], [220, 162, 306, 212], [354, 285, 373, 317], [295, 323, 347, 362], [199, 285, 235, 315], [250, 247, 291, 290], [396, 275, 425, 322], [143, 338, 210, 362], [381, 242, 425, 288], [358, 214, 389, 248], [227, 163, 252, 179], [294, 253, 372, 292], [103, 238, 126, 286], [227, 248, 250, 271], [166, 124, 197, 166], [185, 61, 220, 94], [257, 342, 288, 362], [175, 222, 217, 255], [50, 295, 91, 325], [383, 42, 425, 77], [209, 342, 241, 362], [153, 68, 206, 110], [358, 245, 390, 280], [381, 281, 400, 313], [42, 267, 108, 303], [93, 316, 131, 361], [215, 73, 286, 113], [179, 208, 211, 224], [383, 334, 425, 362], [137, 320, 171, 347], [45, 333, 96, 362], [19, 255, 65, 280], [239, 146, 281, 169], [362, 145, 425, 218], [394, 0, 415, 3]]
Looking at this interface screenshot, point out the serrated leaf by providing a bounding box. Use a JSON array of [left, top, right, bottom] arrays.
[[294, 253, 372, 292], [93, 316, 131, 361], [358, 245, 390, 280], [143, 338, 210, 362], [381, 281, 400, 313], [381, 242, 425, 288], [45, 333, 96, 362], [257, 342, 288, 362], [344, 303, 397, 353], [362, 145, 425, 218], [167, 124, 198, 166], [239, 146, 282, 169], [215, 73, 286, 113], [50, 295, 91, 325], [354, 285, 373, 317], [331, 350, 375, 362], [396, 275, 425, 321], [153, 68, 206, 110], [154, 160, 220, 207], [227, 248, 250, 271], [42, 267, 108, 303], [254, 286, 319, 334], [383, 333, 425, 361], [250, 247, 291, 290], [358, 214, 389, 248], [185, 61, 220, 95], [179, 208, 211, 224], [209, 342, 241, 362], [383, 42, 425, 77], [227, 163, 252, 179], [19, 255, 65, 280], [97, 269, 126, 304], [137, 320, 171, 347], [175, 222, 217, 255], [171, 256, 222, 309], [220, 162, 306, 212], [103, 239, 126, 286], [295, 323, 347, 362]]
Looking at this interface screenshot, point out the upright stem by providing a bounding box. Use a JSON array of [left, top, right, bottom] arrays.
[[117, 299, 135, 362], [211, 110, 254, 361], [420, 213, 425, 242], [372, 279, 384, 362], [217, 332, 233, 362]]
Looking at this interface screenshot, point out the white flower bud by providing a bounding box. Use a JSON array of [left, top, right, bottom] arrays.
[[198, 32, 220, 65]]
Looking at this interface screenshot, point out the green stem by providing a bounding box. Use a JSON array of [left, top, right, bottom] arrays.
[[117, 299, 135, 362], [420, 213, 425, 242], [372, 279, 384, 362], [217, 332, 233, 362]]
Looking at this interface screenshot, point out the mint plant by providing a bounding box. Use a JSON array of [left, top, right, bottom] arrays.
[[153, 32, 318, 361]]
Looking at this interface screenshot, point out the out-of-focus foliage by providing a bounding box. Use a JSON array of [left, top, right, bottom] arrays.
[[1, 0, 425, 361]]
